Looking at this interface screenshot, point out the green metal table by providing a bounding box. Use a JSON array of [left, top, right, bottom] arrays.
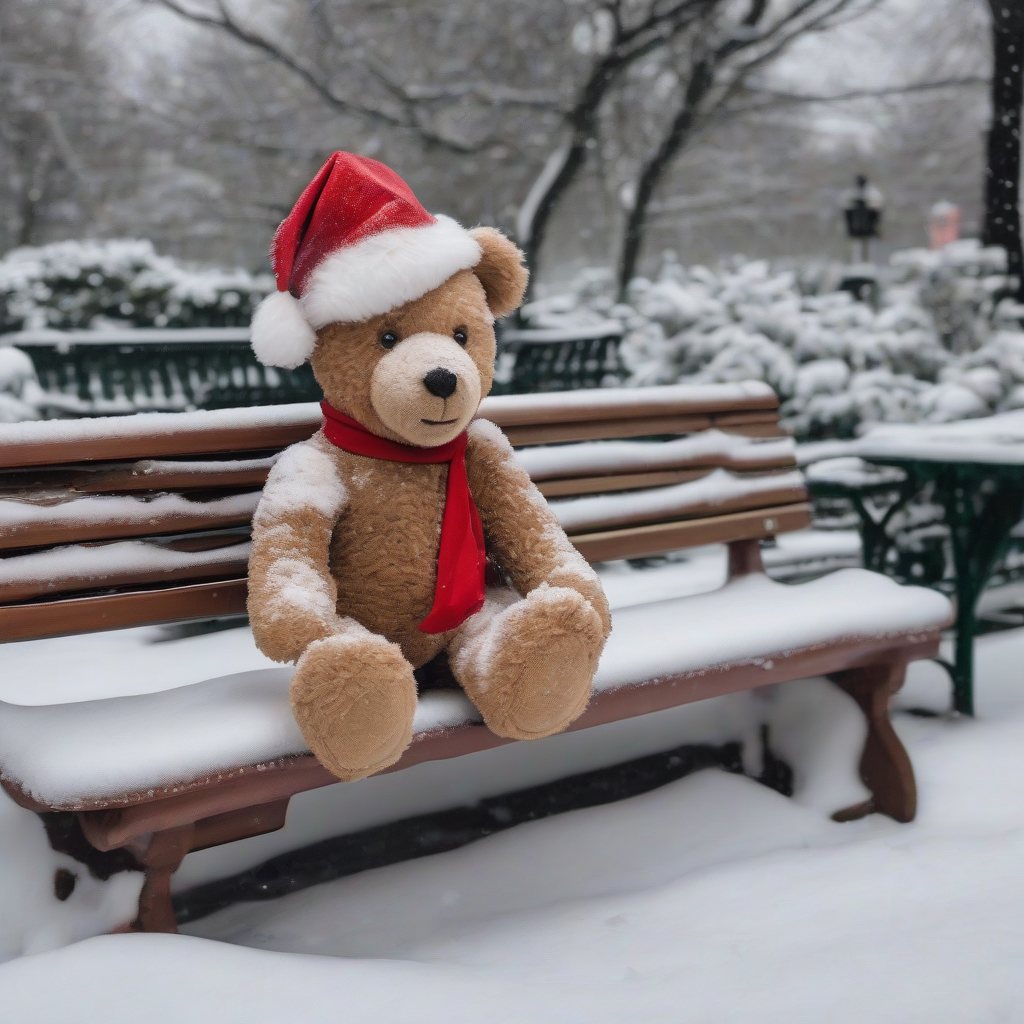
[[806, 413, 1024, 715]]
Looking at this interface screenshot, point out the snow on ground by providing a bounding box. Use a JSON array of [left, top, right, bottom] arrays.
[[1, 629, 1023, 1021], [0, 787, 142, 961]]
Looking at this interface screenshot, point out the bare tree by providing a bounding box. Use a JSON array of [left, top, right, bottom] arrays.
[[0, 0, 98, 247], [615, 0, 880, 293], [513, 1, 724, 280], [148, 0, 560, 154], [982, 0, 1024, 292]]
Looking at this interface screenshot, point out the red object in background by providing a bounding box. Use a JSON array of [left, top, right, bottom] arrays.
[[929, 202, 961, 250]]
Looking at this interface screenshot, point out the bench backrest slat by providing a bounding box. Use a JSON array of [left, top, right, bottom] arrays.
[[0, 384, 778, 469]]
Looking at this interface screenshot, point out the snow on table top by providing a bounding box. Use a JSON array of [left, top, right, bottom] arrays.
[[515, 430, 795, 481], [803, 456, 907, 489], [853, 410, 1024, 465], [0, 568, 950, 806], [550, 468, 805, 533]]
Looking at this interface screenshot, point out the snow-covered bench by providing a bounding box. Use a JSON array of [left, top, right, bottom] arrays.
[[0, 383, 952, 933]]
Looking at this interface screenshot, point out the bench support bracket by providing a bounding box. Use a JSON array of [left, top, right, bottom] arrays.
[[72, 798, 293, 933], [130, 825, 195, 933], [830, 660, 916, 823]]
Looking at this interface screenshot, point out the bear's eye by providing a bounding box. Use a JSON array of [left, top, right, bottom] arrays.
[[380, 331, 399, 349], [453, 327, 468, 346]]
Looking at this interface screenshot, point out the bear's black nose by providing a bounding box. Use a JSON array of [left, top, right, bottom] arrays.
[[423, 367, 458, 399]]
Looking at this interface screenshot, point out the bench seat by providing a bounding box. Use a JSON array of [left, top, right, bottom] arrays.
[[0, 568, 951, 819]]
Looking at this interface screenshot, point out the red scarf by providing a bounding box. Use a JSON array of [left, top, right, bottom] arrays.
[[319, 401, 486, 634]]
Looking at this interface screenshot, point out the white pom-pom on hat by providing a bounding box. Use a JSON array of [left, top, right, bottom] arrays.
[[250, 151, 480, 368], [250, 290, 318, 369]]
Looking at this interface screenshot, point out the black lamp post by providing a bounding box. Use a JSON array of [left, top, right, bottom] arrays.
[[843, 173, 884, 264], [839, 174, 884, 305]]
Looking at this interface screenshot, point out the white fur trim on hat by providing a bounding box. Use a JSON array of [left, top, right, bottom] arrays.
[[299, 214, 482, 328], [251, 290, 319, 368]]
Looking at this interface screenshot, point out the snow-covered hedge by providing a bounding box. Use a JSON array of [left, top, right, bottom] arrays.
[[522, 241, 1024, 440], [0, 240, 274, 334], [5, 236, 1024, 439]]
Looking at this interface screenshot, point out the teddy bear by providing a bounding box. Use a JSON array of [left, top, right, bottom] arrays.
[[246, 151, 611, 782]]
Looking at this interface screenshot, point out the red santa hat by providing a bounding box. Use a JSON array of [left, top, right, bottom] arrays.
[[251, 152, 482, 368]]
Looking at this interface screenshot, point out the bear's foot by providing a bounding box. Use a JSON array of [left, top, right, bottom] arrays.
[[290, 633, 417, 782], [452, 585, 605, 741]]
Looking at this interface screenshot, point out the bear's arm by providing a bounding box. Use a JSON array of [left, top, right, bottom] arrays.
[[466, 419, 611, 636], [247, 436, 350, 663]]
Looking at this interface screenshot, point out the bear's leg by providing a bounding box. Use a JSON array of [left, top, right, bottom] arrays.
[[290, 629, 417, 782], [448, 585, 605, 741]]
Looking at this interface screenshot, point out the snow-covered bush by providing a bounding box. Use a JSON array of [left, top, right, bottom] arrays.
[[0, 347, 42, 423], [0, 240, 274, 333], [521, 240, 1024, 440]]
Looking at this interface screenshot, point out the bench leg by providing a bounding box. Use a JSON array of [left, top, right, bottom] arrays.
[[830, 661, 917, 823], [130, 825, 196, 934], [727, 538, 764, 578]]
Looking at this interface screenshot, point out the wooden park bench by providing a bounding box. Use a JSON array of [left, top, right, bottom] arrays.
[[0, 382, 953, 933]]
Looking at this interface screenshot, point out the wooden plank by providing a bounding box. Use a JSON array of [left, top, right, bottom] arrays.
[[538, 467, 713, 498], [721, 422, 786, 439], [556, 480, 808, 534], [0, 492, 259, 550], [66, 457, 277, 494], [8, 632, 940, 831], [538, 466, 797, 500], [479, 384, 779, 427], [0, 579, 249, 643], [502, 415, 714, 447], [711, 411, 782, 428], [0, 458, 277, 498], [0, 541, 251, 604], [524, 445, 797, 484], [0, 386, 784, 470], [0, 414, 320, 470], [568, 503, 812, 562]]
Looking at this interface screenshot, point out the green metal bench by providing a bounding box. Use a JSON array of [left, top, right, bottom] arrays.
[[2, 328, 320, 415]]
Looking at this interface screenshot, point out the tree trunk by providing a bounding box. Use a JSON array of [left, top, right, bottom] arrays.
[[615, 0, 770, 296], [983, 0, 1024, 295], [518, 124, 594, 285], [617, 60, 714, 296]]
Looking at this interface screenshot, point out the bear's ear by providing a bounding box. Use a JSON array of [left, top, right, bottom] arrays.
[[469, 227, 529, 319]]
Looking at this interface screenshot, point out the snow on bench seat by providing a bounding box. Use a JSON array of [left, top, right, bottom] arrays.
[[0, 569, 950, 809]]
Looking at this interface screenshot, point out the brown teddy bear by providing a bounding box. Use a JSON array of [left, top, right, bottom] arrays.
[[247, 152, 611, 782]]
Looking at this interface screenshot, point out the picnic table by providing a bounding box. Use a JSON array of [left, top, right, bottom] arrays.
[[804, 411, 1024, 716]]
